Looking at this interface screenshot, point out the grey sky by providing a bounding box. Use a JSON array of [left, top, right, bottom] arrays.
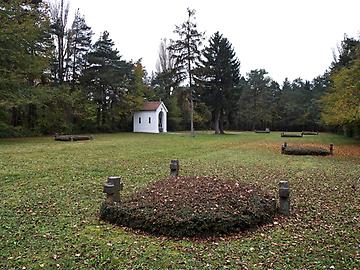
[[60, 0, 359, 83]]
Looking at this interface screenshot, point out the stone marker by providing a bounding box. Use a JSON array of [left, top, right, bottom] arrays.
[[103, 182, 115, 204], [281, 142, 287, 154], [170, 159, 179, 177], [103, 176, 123, 203], [279, 181, 290, 216]]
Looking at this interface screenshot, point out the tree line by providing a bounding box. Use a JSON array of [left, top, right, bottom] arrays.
[[0, 1, 359, 137]]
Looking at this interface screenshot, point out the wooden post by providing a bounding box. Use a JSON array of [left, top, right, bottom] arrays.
[[330, 144, 334, 155], [170, 160, 179, 177], [279, 181, 290, 216]]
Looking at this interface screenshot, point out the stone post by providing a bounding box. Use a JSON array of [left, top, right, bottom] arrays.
[[281, 142, 287, 154], [330, 144, 334, 155], [170, 159, 179, 177], [103, 182, 115, 204], [103, 176, 123, 203], [279, 181, 290, 216]]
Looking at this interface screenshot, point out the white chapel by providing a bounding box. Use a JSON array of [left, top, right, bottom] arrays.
[[133, 101, 168, 133]]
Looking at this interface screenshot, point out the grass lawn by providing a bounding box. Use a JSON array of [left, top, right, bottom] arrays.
[[0, 132, 359, 269]]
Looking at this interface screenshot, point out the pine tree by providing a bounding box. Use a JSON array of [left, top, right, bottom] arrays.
[[81, 31, 133, 129], [238, 69, 273, 130], [331, 35, 360, 71], [168, 8, 204, 136], [195, 32, 240, 134], [66, 9, 93, 87]]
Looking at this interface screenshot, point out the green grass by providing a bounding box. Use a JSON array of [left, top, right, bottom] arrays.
[[0, 132, 359, 269]]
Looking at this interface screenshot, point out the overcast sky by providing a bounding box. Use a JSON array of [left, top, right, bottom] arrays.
[[56, 0, 359, 83]]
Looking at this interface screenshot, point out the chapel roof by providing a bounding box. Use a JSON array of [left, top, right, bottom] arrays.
[[141, 101, 162, 111]]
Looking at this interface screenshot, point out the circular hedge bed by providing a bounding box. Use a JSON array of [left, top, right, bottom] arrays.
[[100, 176, 277, 237]]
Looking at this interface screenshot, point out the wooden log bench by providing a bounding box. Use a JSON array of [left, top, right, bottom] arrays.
[[54, 134, 93, 141], [281, 132, 303, 138], [301, 131, 319, 135], [255, 128, 270, 134]]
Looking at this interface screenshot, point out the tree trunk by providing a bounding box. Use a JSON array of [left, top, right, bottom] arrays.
[[11, 107, 18, 127], [186, 19, 195, 137], [219, 109, 225, 134], [188, 60, 194, 137], [252, 89, 257, 130], [190, 91, 194, 136], [72, 32, 78, 89], [214, 110, 220, 134], [27, 104, 37, 129], [101, 104, 106, 127], [96, 106, 101, 128]]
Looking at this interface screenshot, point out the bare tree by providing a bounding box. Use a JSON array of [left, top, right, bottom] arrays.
[[50, 0, 69, 84], [156, 38, 174, 73]]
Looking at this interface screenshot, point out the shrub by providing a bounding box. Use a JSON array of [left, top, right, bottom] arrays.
[[282, 146, 331, 156], [100, 176, 277, 237], [0, 123, 37, 138]]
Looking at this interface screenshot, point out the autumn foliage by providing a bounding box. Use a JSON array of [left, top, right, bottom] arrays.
[[100, 176, 277, 237]]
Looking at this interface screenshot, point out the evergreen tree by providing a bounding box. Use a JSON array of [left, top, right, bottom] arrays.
[[168, 8, 204, 136], [305, 75, 329, 131], [195, 32, 240, 134], [331, 35, 360, 71], [81, 31, 134, 130], [271, 78, 291, 130], [237, 69, 273, 130], [66, 9, 93, 87], [282, 78, 304, 130], [151, 39, 183, 130]]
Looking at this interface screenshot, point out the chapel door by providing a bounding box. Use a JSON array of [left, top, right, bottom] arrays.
[[158, 111, 163, 132]]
